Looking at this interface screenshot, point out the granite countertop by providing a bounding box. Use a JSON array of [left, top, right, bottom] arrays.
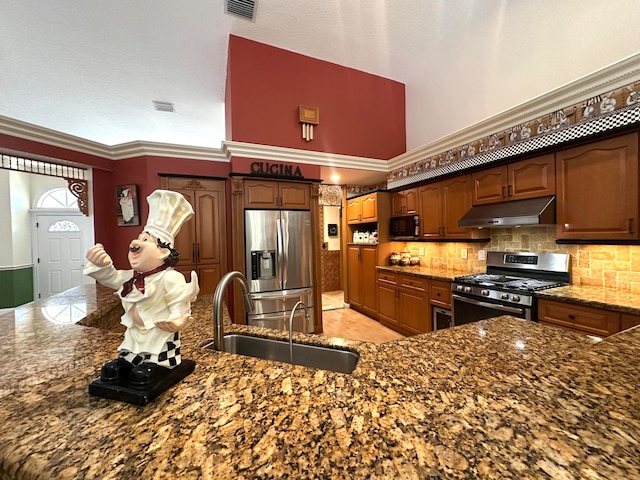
[[2, 284, 640, 479], [375, 264, 481, 282]]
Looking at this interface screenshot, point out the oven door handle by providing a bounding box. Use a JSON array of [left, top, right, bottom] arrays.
[[452, 294, 524, 315]]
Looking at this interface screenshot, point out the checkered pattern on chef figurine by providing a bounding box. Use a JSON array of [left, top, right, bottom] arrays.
[[118, 331, 182, 368]]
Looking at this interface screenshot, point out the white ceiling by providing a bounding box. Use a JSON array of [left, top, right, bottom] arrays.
[[2, 1, 640, 185]]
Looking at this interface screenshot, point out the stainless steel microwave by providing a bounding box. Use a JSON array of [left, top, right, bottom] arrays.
[[389, 215, 420, 239]]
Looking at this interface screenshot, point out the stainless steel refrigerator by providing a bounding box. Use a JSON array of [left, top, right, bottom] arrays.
[[244, 209, 315, 333]]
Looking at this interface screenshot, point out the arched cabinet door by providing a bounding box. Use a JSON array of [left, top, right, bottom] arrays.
[[162, 177, 227, 295]]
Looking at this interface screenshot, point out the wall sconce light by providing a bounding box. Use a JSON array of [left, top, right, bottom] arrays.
[[299, 105, 319, 141]]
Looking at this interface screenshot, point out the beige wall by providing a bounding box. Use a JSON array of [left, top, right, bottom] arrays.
[[398, 226, 640, 293]]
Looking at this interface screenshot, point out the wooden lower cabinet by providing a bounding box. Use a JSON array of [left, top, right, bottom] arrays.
[[376, 271, 431, 336], [347, 245, 378, 318], [429, 280, 452, 308], [538, 299, 620, 337], [621, 313, 640, 331]]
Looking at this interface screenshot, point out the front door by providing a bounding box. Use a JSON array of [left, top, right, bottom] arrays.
[[34, 213, 88, 299]]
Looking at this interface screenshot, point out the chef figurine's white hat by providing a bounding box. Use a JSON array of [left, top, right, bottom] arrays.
[[143, 190, 194, 246]]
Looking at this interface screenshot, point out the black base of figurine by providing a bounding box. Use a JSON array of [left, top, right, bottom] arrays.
[[88, 359, 196, 405]]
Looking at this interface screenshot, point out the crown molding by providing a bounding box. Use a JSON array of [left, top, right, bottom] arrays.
[[0, 115, 113, 158], [222, 140, 389, 172], [389, 51, 640, 169], [0, 114, 228, 162], [110, 141, 227, 161]]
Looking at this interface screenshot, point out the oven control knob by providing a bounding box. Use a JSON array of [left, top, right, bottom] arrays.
[[464, 286, 472, 293], [456, 285, 465, 292], [510, 295, 521, 302], [481, 289, 489, 296], [500, 293, 509, 300]]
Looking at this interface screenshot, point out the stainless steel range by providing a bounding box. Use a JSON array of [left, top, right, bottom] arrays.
[[451, 251, 571, 325]]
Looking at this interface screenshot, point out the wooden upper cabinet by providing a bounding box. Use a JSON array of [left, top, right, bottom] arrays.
[[346, 193, 378, 224], [417, 176, 488, 240], [417, 183, 443, 238], [244, 179, 309, 209], [361, 194, 378, 222], [556, 132, 639, 241], [346, 197, 362, 223], [472, 154, 555, 205], [279, 182, 310, 209], [441, 175, 476, 239], [391, 188, 418, 216]]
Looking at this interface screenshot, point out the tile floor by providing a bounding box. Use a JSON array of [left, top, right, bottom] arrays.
[[320, 290, 405, 344]]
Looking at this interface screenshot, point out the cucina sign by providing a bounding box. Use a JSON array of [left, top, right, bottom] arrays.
[[250, 162, 304, 178]]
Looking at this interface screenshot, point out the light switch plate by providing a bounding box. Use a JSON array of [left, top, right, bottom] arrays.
[[419, 247, 424, 256], [478, 249, 487, 260], [461, 248, 467, 259]]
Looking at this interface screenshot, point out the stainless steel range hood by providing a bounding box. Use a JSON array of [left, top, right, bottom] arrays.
[[458, 196, 556, 228]]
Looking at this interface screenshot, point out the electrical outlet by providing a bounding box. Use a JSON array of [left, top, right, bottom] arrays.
[[478, 249, 487, 261], [419, 247, 424, 256], [461, 248, 467, 259]]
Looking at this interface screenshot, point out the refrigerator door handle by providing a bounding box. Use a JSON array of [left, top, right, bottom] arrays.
[[277, 216, 288, 287], [276, 218, 287, 288], [250, 288, 313, 301]]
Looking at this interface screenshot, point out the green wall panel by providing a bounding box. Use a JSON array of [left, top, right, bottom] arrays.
[[0, 267, 34, 308]]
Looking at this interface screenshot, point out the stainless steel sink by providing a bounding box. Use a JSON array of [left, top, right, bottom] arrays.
[[201, 334, 359, 374]]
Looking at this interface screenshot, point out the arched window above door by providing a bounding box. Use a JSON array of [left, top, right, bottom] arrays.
[[37, 187, 79, 209]]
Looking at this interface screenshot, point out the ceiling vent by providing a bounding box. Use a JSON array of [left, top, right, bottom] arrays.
[[152, 100, 175, 113], [225, 0, 257, 21]]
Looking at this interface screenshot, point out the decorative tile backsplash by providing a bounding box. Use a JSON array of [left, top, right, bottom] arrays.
[[401, 226, 640, 294]]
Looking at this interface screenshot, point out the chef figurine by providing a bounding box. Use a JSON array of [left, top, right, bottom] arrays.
[[84, 189, 199, 394]]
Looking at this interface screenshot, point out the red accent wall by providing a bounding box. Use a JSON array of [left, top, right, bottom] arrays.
[[226, 35, 406, 160], [98, 156, 231, 267]]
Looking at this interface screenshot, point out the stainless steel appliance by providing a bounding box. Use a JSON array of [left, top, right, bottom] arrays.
[[244, 209, 314, 333], [390, 215, 420, 239], [451, 251, 570, 326], [433, 306, 453, 330]]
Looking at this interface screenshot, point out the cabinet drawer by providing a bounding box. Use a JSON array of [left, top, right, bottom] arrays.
[[537, 299, 620, 337], [399, 275, 428, 292], [429, 280, 452, 308], [377, 271, 397, 285], [621, 313, 640, 332]]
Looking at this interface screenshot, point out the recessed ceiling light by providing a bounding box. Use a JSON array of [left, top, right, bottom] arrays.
[[152, 100, 175, 113], [330, 174, 341, 183]]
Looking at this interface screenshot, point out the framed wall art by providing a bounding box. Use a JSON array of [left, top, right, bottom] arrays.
[[115, 184, 140, 226]]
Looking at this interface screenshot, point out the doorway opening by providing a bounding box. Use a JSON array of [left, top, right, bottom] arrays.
[[31, 186, 94, 300]]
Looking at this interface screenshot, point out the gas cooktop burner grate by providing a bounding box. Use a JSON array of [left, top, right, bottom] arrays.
[[453, 274, 568, 292]]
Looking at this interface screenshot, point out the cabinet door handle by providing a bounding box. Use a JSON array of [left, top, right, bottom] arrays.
[[502, 186, 507, 198], [508, 185, 513, 197], [192, 243, 196, 261], [629, 218, 635, 234], [568, 314, 575, 320], [196, 243, 200, 262]]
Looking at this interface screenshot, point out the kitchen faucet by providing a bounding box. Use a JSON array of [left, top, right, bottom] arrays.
[[211, 271, 255, 352], [287, 301, 309, 364]]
